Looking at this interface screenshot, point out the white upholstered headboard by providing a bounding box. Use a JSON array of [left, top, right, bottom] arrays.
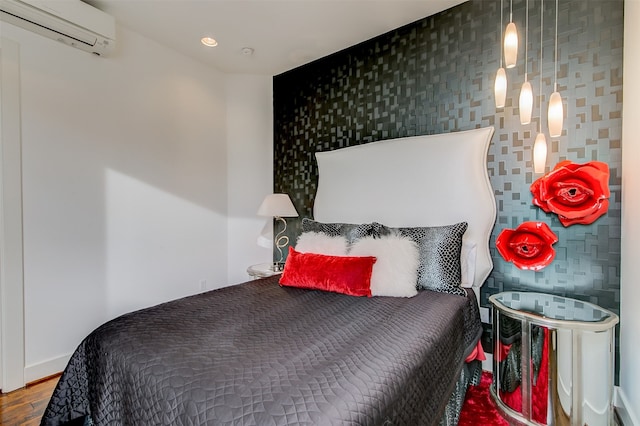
[[313, 126, 496, 292]]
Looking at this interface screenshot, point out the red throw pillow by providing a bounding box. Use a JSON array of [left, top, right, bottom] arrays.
[[279, 247, 376, 297]]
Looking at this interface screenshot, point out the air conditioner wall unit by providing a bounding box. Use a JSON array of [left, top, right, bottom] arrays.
[[0, 0, 115, 56]]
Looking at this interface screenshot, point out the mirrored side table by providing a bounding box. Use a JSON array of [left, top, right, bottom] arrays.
[[489, 291, 619, 426], [247, 262, 282, 279]]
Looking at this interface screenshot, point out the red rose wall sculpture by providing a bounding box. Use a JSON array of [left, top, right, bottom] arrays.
[[496, 222, 559, 271], [530, 161, 610, 227]]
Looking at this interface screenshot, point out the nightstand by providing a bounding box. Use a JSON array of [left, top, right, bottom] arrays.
[[489, 291, 619, 426], [247, 262, 282, 279]]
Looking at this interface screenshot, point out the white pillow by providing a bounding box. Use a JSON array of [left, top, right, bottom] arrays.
[[295, 231, 348, 256], [349, 233, 419, 298], [460, 242, 477, 288]]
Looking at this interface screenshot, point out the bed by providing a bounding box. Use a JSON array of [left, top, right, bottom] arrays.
[[41, 126, 496, 426]]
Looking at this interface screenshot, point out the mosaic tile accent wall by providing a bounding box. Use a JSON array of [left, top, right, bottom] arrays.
[[273, 0, 623, 346]]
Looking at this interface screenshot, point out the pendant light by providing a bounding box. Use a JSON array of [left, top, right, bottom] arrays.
[[495, 0, 507, 108], [519, 0, 533, 124], [533, 132, 548, 174], [534, 0, 547, 173], [548, 0, 563, 137], [504, 0, 518, 68]]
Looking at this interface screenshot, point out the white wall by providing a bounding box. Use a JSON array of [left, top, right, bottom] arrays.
[[226, 75, 274, 284], [0, 38, 26, 391], [620, 0, 640, 423], [0, 23, 229, 381]]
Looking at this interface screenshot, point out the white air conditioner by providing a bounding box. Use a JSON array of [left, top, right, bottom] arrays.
[[0, 0, 115, 56]]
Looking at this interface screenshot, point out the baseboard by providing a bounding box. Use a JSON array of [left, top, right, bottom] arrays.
[[24, 354, 71, 384], [615, 387, 639, 426]]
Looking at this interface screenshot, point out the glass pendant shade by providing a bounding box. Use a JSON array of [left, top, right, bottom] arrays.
[[504, 22, 518, 68], [519, 81, 533, 124], [495, 67, 507, 108], [548, 91, 563, 137], [533, 132, 548, 174]]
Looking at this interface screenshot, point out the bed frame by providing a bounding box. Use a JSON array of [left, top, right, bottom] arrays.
[[314, 126, 496, 295]]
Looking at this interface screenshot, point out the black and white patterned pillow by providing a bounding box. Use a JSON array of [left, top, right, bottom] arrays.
[[377, 222, 469, 296], [301, 218, 382, 245]]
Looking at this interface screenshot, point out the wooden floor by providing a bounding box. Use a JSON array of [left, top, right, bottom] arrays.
[[0, 375, 59, 426]]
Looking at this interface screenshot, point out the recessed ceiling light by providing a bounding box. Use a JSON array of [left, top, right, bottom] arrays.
[[201, 37, 218, 47]]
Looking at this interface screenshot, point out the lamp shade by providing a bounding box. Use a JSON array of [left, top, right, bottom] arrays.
[[257, 193, 298, 218], [533, 132, 548, 174], [548, 91, 563, 137], [519, 81, 533, 124], [494, 67, 507, 109], [504, 22, 518, 68]]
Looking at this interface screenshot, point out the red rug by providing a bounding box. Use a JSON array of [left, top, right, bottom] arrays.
[[459, 371, 510, 426]]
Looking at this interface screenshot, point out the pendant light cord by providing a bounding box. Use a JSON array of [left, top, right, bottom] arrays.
[[525, 0, 529, 81], [554, 0, 558, 92], [500, 0, 504, 67], [539, 0, 544, 133], [510, 0, 513, 23]]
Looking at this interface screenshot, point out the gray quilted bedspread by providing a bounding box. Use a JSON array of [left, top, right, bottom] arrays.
[[41, 276, 481, 426]]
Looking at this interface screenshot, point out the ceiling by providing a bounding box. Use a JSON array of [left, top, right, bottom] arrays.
[[86, 0, 466, 75]]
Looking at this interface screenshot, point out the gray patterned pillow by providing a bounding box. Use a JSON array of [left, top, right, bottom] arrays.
[[376, 222, 468, 296], [301, 218, 385, 245]]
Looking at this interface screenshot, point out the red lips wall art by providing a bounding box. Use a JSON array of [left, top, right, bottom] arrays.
[[530, 161, 610, 227], [496, 222, 559, 271], [497, 161, 610, 271]]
